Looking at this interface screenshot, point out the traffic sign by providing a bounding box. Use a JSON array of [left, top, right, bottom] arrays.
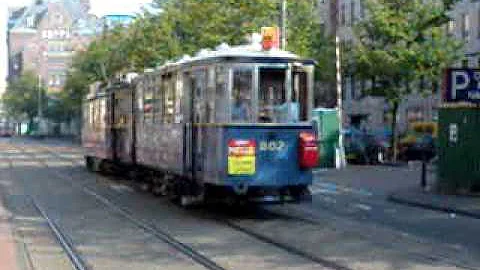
[[444, 68, 480, 103]]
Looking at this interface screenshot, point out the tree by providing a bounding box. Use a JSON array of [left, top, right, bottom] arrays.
[[152, 0, 336, 105], [351, 0, 463, 160], [64, 0, 336, 116], [3, 71, 44, 131]]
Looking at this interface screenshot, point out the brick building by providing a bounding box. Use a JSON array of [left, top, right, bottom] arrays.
[[7, 0, 98, 93]]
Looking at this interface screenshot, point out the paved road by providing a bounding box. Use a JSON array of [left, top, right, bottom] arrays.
[[1, 137, 480, 270], [262, 165, 480, 269]]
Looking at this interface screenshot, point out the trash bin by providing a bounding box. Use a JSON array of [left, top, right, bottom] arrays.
[[312, 108, 339, 168]]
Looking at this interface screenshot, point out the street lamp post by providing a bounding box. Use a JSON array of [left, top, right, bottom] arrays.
[[37, 74, 45, 135], [281, 0, 287, 50], [38, 74, 43, 118], [333, 0, 346, 168]]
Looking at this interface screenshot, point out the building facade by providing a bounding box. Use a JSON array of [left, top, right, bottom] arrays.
[[319, 0, 480, 134], [7, 0, 98, 93]]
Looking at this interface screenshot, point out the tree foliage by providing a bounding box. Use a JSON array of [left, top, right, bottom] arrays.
[[3, 71, 43, 122], [64, 0, 335, 110], [351, 0, 463, 159]]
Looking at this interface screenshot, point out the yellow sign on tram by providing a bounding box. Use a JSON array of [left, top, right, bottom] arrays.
[[228, 140, 256, 175]]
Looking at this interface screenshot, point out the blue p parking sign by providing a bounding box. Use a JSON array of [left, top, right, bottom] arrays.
[[444, 69, 480, 103]]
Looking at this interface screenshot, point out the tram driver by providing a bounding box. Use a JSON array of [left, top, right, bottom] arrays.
[[259, 86, 299, 123]]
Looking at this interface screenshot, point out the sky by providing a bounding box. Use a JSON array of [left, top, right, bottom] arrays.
[[0, 0, 152, 93]]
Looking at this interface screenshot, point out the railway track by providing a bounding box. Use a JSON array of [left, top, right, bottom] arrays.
[[19, 144, 355, 270], [14, 144, 227, 270], [6, 141, 480, 270], [15, 143, 480, 270], [30, 197, 89, 270]]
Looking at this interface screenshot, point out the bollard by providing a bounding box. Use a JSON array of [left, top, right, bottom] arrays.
[[421, 151, 427, 190]]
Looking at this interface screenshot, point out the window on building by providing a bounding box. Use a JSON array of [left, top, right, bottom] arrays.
[[351, 1, 356, 25], [447, 19, 455, 36], [350, 75, 356, 100], [26, 16, 34, 28], [462, 59, 469, 68], [478, 8, 480, 38], [340, 4, 346, 26], [360, 0, 365, 18], [55, 14, 63, 24], [461, 13, 469, 41], [360, 79, 366, 98]]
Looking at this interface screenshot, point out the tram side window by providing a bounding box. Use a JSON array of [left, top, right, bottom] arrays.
[[154, 76, 163, 123], [94, 100, 100, 127], [163, 75, 175, 124], [192, 70, 207, 123], [99, 98, 106, 129], [83, 104, 89, 126], [232, 68, 253, 123], [293, 71, 309, 121], [215, 66, 228, 122], [137, 81, 144, 120], [144, 79, 154, 124], [206, 68, 215, 123], [89, 101, 95, 127], [258, 68, 289, 123], [175, 74, 183, 123]]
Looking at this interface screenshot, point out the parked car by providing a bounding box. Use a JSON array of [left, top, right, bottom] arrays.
[[344, 128, 389, 165], [398, 134, 435, 161], [398, 122, 437, 161], [0, 122, 15, 137]]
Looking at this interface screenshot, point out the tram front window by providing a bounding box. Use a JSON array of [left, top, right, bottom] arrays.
[[232, 68, 253, 122], [259, 68, 298, 123]]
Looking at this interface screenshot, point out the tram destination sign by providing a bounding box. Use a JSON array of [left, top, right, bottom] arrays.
[[444, 68, 480, 103]]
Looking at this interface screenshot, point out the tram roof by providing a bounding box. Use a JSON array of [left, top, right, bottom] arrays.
[[149, 43, 316, 73]]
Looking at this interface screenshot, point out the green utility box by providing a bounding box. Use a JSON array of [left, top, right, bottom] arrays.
[[312, 108, 339, 168], [437, 107, 480, 192]]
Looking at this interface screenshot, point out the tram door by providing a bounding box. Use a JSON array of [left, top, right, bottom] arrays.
[[185, 70, 207, 179], [112, 90, 134, 163]]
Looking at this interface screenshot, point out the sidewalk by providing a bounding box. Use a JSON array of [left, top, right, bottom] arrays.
[[0, 200, 20, 270], [388, 188, 480, 219]]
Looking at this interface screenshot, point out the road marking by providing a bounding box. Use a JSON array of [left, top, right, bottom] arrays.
[[351, 203, 372, 211], [320, 196, 337, 204], [384, 208, 397, 214], [109, 184, 134, 193], [312, 181, 373, 197], [309, 187, 339, 195]]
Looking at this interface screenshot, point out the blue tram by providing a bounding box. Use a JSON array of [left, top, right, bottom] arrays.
[[82, 44, 318, 205]]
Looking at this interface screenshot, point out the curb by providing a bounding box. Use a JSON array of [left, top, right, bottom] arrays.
[[387, 194, 480, 219]]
